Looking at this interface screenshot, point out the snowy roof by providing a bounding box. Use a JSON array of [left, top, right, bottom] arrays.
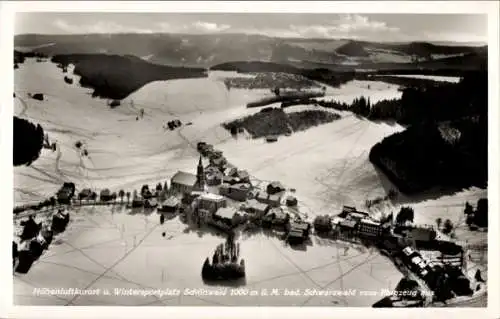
[[343, 206, 357, 213], [171, 171, 197, 186], [246, 199, 269, 211], [288, 230, 303, 238], [269, 207, 288, 220], [359, 218, 381, 226], [339, 219, 357, 228], [256, 191, 268, 200], [290, 222, 309, 230], [231, 183, 251, 190], [223, 176, 240, 183], [268, 181, 285, 189], [237, 170, 249, 178], [269, 193, 282, 201], [331, 216, 344, 225], [348, 212, 369, 220], [200, 193, 225, 202], [211, 157, 226, 164], [162, 196, 180, 207], [214, 207, 238, 220]]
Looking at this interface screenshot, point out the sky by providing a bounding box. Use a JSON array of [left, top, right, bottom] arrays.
[[14, 12, 488, 43]]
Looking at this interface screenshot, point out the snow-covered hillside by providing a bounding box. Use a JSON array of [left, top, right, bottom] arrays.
[[13, 59, 487, 306]]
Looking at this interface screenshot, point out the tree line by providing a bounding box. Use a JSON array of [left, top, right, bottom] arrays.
[[14, 117, 45, 167]]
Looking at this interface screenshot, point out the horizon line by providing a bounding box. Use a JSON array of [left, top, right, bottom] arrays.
[[13, 32, 488, 46]]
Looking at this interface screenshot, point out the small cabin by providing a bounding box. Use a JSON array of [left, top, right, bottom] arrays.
[[159, 196, 180, 213]]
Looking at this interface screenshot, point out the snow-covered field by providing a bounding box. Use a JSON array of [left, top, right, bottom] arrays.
[[13, 59, 486, 306]]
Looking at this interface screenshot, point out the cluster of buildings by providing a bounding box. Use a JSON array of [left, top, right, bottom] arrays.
[[164, 144, 306, 241], [331, 206, 389, 239], [14, 210, 70, 274], [314, 205, 474, 304]]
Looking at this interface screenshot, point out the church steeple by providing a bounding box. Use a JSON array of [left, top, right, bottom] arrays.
[[195, 155, 205, 191]]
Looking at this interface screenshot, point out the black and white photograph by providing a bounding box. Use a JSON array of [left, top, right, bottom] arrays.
[[1, 1, 499, 318]]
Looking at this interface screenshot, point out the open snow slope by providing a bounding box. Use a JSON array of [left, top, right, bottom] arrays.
[[13, 59, 486, 306]]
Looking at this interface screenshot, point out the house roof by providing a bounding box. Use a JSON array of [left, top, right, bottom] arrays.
[[348, 212, 369, 220], [246, 199, 269, 211], [231, 183, 251, 190], [256, 191, 281, 201], [359, 218, 381, 226], [288, 230, 303, 238], [291, 222, 310, 230], [214, 207, 238, 220], [331, 216, 344, 225], [200, 193, 225, 202], [268, 181, 285, 189], [342, 206, 357, 213], [162, 196, 180, 207], [256, 191, 269, 200], [237, 170, 249, 178], [206, 166, 223, 176], [227, 168, 238, 177], [269, 193, 283, 201], [211, 157, 226, 164], [269, 208, 288, 220], [339, 219, 358, 228], [171, 171, 197, 186]]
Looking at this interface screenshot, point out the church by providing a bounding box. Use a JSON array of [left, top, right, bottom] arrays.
[[170, 155, 206, 195]]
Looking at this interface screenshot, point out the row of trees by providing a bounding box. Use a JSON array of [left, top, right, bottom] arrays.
[[14, 181, 170, 215], [223, 108, 340, 138], [383, 206, 456, 236]]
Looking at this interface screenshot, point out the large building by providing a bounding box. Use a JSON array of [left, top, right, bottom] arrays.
[[358, 218, 383, 237], [198, 193, 227, 215], [170, 156, 206, 195]]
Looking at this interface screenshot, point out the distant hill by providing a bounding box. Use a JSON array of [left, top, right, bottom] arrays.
[[15, 33, 487, 70], [51, 53, 207, 100]]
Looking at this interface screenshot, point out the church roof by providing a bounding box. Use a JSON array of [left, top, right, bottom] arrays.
[[171, 171, 197, 186]]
